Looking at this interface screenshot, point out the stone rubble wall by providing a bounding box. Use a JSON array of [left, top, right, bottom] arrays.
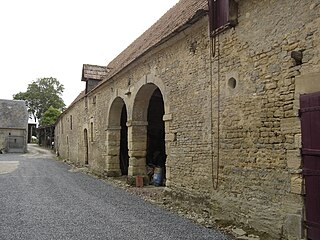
[[55, 1, 320, 239]]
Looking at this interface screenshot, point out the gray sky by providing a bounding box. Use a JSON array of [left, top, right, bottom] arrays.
[[0, 0, 179, 106]]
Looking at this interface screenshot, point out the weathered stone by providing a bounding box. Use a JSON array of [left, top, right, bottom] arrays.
[[286, 150, 301, 169], [54, 1, 320, 239], [290, 174, 303, 195], [283, 214, 302, 240]]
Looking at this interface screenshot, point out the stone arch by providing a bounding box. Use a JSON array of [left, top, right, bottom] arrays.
[[105, 97, 129, 176], [128, 82, 167, 186], [129, 74, 170, 117]]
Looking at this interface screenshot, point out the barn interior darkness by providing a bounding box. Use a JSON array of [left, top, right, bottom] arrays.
[[147, 88, 166, 181], [120, 105, 129, 175]]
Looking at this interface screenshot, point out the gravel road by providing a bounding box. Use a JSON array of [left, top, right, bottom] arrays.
[[0, 144, 232, 240]]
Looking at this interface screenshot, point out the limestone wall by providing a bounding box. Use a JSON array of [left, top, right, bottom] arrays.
[[55, 0, 320, 239]]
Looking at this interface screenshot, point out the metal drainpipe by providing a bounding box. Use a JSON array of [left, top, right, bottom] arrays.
[[210, 31, 221, 190]]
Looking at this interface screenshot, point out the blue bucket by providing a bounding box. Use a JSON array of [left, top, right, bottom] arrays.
[[153, 167, 163, 186]]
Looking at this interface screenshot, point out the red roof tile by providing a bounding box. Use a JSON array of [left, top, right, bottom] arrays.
[[103, 0, 208, 81]]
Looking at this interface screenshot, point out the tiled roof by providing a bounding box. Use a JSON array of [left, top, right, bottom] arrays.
[[69, 90, 86, 107], [103, 0, 208, 81], [82, 64, 107, 81], [0, 99, 28, 129], [64, 0, 208, 112]]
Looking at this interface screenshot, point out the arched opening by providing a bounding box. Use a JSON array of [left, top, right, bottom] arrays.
[[120, 105, 129, 175], [106, 97, 128, 177], [130, 83, 166, 186], [84, 129, 89, 165], [147, 88, 166, 186]]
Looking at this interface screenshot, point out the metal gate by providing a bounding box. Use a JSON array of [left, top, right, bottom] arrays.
[[300, 92, 320, 239]]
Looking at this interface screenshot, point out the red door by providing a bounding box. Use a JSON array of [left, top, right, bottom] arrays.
[[300, 92, 320, 239]]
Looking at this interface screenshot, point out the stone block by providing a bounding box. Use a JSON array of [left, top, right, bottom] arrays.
[[280, 117, 301, 134], [294, 134, 302, 149], [106, 155, 119, 164], [290, 174, 303, 195], [128, 150, 147, 157], [165, 133, 176, 142], [128, 141, 147, 151], [128, 164, 147, 176], [163, 114, 173, 121], [107, 146, 120, 156], [128, 157, 146, 167], [295, 71, 320, 97], [283, 214, 302, 240], [286, 150, 301, 169]]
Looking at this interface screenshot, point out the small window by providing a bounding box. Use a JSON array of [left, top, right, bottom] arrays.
[[90, 122, 94, 142], [85, 97, 88, 108], [208, 0, 238, 36], [93, 96, 96, 105], [61, 118, 64, 134], [70, 115, 73, 130]]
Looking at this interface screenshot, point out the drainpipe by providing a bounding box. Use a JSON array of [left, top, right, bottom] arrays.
[[210, 31, 221, 190]]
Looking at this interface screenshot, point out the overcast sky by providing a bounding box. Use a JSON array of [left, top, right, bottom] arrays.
[[0, 0, 179, 107]]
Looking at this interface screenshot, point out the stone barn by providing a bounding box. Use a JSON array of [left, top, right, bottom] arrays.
[[55, 0, 320, 239], [0, 99, 28, 153]]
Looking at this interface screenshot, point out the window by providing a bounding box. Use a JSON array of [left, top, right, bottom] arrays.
[[61, 117, 64, 134], [70, 115, 73, 130], [93, 96, 96, 105], [208, 0, 238, 36]]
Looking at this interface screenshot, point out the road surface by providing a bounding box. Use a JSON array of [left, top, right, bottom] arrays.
[[0, 144, 231, 240]]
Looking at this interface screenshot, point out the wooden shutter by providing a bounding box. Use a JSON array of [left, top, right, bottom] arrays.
[[208, 0, 238, 36]]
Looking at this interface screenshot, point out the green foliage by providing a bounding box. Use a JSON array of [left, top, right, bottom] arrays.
[[40, 106, 61, 126], [13, 77, 65, 123]]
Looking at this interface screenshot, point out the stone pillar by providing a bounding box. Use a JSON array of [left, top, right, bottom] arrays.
[[163, 113, 173, 187], [105, 126, 121, 177], [127, 121, 148, 184]]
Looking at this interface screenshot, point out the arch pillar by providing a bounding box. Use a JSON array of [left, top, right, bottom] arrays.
[[105, 126, 122, 177], [127, 120, 148, 180]]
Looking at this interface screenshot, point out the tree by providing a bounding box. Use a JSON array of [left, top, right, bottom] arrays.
[[13, 77, 65, 123], [40, 106, 61, 126]]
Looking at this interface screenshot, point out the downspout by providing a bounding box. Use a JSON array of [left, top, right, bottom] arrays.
[[209, 1, 221, 190]]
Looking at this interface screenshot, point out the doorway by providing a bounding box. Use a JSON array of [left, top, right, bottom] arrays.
[[84, 129, 89, 165], [120, 105, 129, 175], [146, 88, 166, 185]]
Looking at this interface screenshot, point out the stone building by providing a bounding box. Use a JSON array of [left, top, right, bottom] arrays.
[[0, 99, 28, 153], [55, 0, 320, 239]]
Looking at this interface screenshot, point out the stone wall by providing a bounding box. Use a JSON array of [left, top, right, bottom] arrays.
[[55, 1, 320, 239]]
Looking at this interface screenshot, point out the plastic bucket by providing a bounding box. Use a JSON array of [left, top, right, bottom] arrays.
[[153, 167, 163, 186]]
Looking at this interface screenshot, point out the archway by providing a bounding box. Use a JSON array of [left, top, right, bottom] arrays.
[[84, 129, 89, 165], [130, 83, 166, 185], [120, 105, 129, 175], [147, 88, 166, 184], [106, 97, 128, 176]]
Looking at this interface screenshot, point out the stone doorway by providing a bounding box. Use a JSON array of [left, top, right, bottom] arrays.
[[120, 105, 129, 175], [130, 83, 166, 185], [147, 88, 166, 185], [106, 97, 128, 177], [84, 129, 89, 165]]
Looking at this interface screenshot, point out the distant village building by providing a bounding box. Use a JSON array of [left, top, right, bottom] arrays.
[[55, 0, 320, 239], [0, 99, 28, 153]]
